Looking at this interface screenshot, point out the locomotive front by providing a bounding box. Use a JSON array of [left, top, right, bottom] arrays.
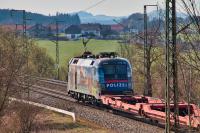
[[97, 58, 133, 95]]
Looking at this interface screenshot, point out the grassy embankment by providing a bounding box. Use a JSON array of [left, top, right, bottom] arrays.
[[36, 110, 112, 133], [0, 108, 112, 133]]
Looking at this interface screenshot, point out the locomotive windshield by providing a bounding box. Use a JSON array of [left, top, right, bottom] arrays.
[[103, 64, 127, 80], [98, 59, 132, 94]]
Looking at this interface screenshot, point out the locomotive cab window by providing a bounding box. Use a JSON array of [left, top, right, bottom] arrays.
[[103, 64, 127, 80], [73, 59, 79, 64], [90, 61, 95, 65], [116, 65, 127, 74]]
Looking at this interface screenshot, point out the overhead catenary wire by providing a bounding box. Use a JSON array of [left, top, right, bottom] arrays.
[[76, 0, 108, 52], [81, 0, 108, 12]]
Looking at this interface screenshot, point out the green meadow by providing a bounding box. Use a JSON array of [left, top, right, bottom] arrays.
[[36, 39, 120, 66]]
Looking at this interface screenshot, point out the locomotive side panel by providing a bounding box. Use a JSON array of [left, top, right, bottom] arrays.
[[68, 59, 101, 99]]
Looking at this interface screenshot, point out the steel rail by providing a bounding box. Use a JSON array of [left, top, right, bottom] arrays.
[[14, 78, 199, 132], [24, 84, 171, 131]]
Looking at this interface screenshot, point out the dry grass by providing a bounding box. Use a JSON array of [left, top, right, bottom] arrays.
[[34, 109, 113, 133], [0, 103, 114, 133]]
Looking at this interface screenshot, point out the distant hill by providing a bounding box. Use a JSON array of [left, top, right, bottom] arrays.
[[148, 9, 188, 21], [0, 9, 81, 25], [76, 11, 125, 24], [0, 9, 124, 25], [121, 10, 187, 32], [121, 13, 144, 31], [0, 9, 187, 26]]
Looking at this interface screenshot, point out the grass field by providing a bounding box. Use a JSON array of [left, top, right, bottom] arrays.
[[36, 39, 120, 66]]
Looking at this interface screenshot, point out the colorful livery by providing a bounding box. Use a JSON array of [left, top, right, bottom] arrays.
[[67, 52, 133, 101]]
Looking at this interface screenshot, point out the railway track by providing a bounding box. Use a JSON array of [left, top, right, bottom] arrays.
[[29, 84, 196, 132], [14, 78, 199, 133], [18, 76, 67, 91], [35, 77, 67, 87], [30, 85, 74, 101]]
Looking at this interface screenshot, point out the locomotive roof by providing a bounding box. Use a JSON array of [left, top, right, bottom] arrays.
[[69, 57, 129, 67], [69, 51, 130, 67]]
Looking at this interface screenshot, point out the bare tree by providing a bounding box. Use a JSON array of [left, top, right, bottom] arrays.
[[176, 0, 200, 104], [118, 9, 164, 96], [0, 28, 55, 131], [17, 103, 41, 133], [179, 0, 200, 67], [0, 29, 27, 114]]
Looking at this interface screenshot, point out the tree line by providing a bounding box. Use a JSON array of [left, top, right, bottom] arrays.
[[0, 9, 81, 25]]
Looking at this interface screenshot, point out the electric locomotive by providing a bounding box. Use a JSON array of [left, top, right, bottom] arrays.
[[67, 52, 133, 102]]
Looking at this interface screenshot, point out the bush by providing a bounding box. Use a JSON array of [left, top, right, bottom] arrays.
[[17, 103, 42, 133], [0, 29, 55, 124]]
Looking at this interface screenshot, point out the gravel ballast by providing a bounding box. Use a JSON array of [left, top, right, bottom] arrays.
[[19, 90, 165, 133]]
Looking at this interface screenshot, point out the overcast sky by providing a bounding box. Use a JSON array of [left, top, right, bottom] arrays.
[[0, 0, 165, 16]]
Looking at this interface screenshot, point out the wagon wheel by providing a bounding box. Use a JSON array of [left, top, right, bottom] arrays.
[[197, 125, 200, 131], [139, 108, 145, 117]]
